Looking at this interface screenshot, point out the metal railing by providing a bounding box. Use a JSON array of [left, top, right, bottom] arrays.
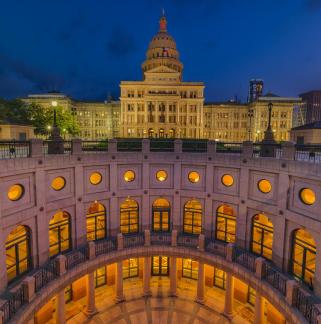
[[42, 140, 72, 155], [95, 237, 117, 256], [117, 139, 142, 152], [0, 285, 25, 323], [295, 144, 321, 163], [65, 246, 89, 270], [262, 262, 287, 296], [3, 138, 321, 163], [182, 139, 207, 152], [0, 141, 30, 159], [205, 239, 227, 258], [177, 233, 199, 249], [123, 232, 145, 248], [233, 247, 256, 272], [150, 139, 175, 152], [34, 259, 58, 292], [253, 143, 282, 158], [82, 140, 108, 153], [150, 232, 172, 245], [294, 287, 320, 324], [216, 142, 242, 154]]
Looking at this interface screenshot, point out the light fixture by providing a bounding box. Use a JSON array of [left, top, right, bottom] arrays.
[[51, 100, 58, 107]]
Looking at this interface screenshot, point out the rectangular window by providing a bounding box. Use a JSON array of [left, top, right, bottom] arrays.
[[123, 258, 139, 279], [182, 259, 198, 280], [213, 268, 226, 290], [95, 266, 107, 287]]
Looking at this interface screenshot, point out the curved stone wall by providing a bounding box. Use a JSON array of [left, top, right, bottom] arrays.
[[0, 149, 321, 322], [14, 244, 305, 324]]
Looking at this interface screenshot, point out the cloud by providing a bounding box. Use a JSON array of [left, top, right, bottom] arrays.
[[106, 26, 136, 57], [0, 52, 64, 95]]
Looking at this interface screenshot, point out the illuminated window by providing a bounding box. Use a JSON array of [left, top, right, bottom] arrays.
[[251, 214, 273, 260], [120, 199, 139, 233], [221, 174, 234, 187], [49, 211, 71, 257], [215, 205, 236, 243], [258, 179, 272, 193], [51, 177, 66, 191], [156, 170, 167, 182], [188, 171, 200, 183], [89, 172, 102, 185], [214, 268, 226, 290], [182, 258, 198, 280], [291, 229, 316, 289], [95, 266, 107, 287], [124, 170, 135, 182], [152, 198, 170, 232], [65, 285, 72, 303], [7, 184, 24, 201], [248, 287, 256, 306], [183, 200, 202, 234], [299, 188, 316, 206], [5, 226, 31, 282], [86, 202, 106, 241], [123, 258, 139, 279], [152, 256, 169, 276]]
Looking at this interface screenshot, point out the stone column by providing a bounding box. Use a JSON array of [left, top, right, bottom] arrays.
[[169, 257, 177, 297], [224, 272, 234, 319], [55, 289, 65, 324], [254, 291, 265, 324], [143, 257, 151, 296], [84, 271, 97, 317], [196, 261, 205, 304], [115, 261, 124, 302]]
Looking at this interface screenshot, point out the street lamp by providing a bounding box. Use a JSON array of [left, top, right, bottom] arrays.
[[247, 108, 254, 141]]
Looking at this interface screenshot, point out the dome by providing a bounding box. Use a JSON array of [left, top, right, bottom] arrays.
[[142, 14, 183, 76]]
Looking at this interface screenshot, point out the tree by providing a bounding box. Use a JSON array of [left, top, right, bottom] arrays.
[[27, 103, 80, 136]]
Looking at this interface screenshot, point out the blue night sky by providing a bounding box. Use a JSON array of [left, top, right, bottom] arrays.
[[1, 0, 321, 102]]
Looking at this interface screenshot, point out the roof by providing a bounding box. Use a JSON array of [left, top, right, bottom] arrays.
[[292, 121, 321, 130]]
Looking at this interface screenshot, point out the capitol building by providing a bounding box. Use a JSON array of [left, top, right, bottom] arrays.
[[24, 14, 303, 143], [1, 13, 320, 324]]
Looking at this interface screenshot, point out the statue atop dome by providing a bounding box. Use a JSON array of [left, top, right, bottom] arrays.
[[141, 12, 183, 79]]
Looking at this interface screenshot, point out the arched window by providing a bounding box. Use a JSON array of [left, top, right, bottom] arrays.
[[148, 128, 154, 138], [5, 226, 31, 282], [251, 214, 273, 260], [159, 128, 165, 138], [49, 211, 71, 258], [86, 202, 106, 241], [152, 198, 170, 232], [120, 199, 139, 234], [291, 229, 316, 289], [215, 205, 236, 243], [169, 129, 175, 138], [183, 200, 202, 235]]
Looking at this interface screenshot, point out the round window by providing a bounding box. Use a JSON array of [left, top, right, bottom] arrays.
[[124, 170, 135, 182], [51, 177, 66, 191], [221, 174, 234, 187], [8, 184, 24, 201], [258, 179, 272, 193], [188, 171, 200, 183], [90, 172, 102, 185], [156, 170, 167, 182], [299, 188, 316, 205]]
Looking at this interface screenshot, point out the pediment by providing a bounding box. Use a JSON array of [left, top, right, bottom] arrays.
[[145, 65, 178, 74]]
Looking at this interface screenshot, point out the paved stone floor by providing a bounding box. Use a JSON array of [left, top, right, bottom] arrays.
[[62, 277, 255, 324]]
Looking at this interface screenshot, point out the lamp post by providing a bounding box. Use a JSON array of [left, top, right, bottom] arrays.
[[48, 100, 64, 154], [247, 108, 254, 141], [260, 102, 277, 157]]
